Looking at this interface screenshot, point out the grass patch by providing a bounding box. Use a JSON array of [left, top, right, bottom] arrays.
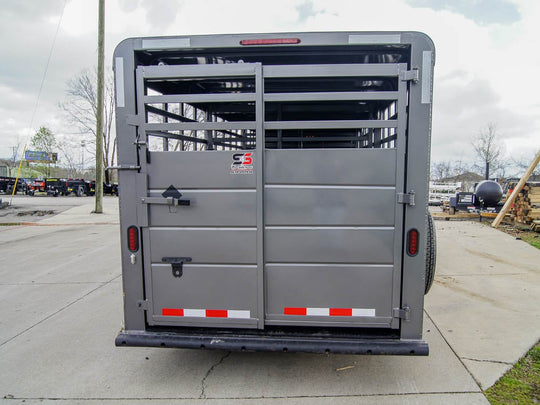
[[485, 341, 540, 404], [490, 223, 540, 251], [521, 233, 540, 250]]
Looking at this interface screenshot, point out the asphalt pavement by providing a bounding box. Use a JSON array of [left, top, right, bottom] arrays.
[[1, 199, 539, 404]]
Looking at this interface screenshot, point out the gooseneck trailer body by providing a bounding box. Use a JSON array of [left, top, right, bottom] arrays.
[[113, 31, 436, 355]]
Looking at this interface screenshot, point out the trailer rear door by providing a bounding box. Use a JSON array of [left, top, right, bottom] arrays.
[[134, 61, 410, 330]]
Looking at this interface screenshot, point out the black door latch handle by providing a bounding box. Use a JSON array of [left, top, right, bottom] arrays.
[[162, 185, 190, 206], [162, 257, 192, 278]]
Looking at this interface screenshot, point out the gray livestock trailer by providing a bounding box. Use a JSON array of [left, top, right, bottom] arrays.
[[113, 31, 436, 355]]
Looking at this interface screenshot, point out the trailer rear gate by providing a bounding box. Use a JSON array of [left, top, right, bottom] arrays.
[[114, 32, 435, 354]]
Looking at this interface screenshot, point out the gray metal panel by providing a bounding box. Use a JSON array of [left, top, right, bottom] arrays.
[[132, 32, 412, 50], [421, 51, 433, 104], [142, 37, 190, 49], [144, 122, 256, 131], [254, 63, 265, 329], [264, 91, 398, 102], [114, 57, 125, 107], [265, 264, 394, 326], [265, 187, 395, 226], [265, 120, 397, 130], [388, 64, 409, 330], [147, 190, 256, 227], [135, 68, 150, 228], [147, 151, 256, 189], [348, 34, 401, 44], [265, 227, 394, 264], [150, 264, 258, 328], [148, 227, 257, 264], [144, 93, 256, 104], [265, 149, 397, 186], [140, 63, 257, 79], [113, 39, 146, 331], [114, 31, 435, 342], [399, 31, 436, 340], [263, 63, 400, 78]]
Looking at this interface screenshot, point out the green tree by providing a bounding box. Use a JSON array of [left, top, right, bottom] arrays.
[[30, 126, 57, 176], [31, 126, 56, 154]]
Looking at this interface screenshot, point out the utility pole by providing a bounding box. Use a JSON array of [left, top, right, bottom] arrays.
[[94, 0, 105, 213], [81, 140, 86, 175]]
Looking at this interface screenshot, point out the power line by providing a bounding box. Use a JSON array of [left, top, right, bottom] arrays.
[[10, 0, 67, 205], [27, 0, 68, 138]]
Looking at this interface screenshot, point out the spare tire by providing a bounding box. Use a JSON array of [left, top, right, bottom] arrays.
[[425, 211, 437, 294]]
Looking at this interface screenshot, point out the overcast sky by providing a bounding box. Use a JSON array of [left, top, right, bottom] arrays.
[[1, 0, 539, 170]]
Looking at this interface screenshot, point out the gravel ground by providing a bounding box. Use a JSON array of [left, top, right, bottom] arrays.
[[0, 195, 105, 224]]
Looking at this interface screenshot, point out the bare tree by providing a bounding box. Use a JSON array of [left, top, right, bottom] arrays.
[[60, 68, 116, 169], [512, 154, 540, 180], [56, 139, 80, 178], [471, 123, 505, 179], [431, 159, 471, 181], [6, 137, 24, 176], [431, 160, 452, 181]]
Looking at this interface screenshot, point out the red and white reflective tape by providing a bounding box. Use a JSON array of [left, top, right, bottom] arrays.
[[162, 308, 250, 319], [284, 307, 376, 317]]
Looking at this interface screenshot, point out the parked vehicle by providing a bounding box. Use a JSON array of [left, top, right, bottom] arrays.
[[27, 179, 46, 196], [66, 179, 89, 197], [45, 178, 69, 197], [449, 180, 504, 214], [113, 31, 436, 355], [0, 177, 30, 195]]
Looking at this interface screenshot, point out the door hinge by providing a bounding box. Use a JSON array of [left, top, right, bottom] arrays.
[[137, 300, 149, 311], [399, 68, 419, 83], [397, 191, 415, 206], [393, 306, 410, 321]]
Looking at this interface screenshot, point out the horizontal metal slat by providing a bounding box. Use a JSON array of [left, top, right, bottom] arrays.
[[144, 122, 256, 131], [264, 91, 399, 102], [140, 63, 258, 79], [265, 120, 397, 130], [144, 93, 256, 104], [265, 149, 397, 186], [263, 64, 401, 78], [265, 228, 395, 264], [265, 136, 388, 143]]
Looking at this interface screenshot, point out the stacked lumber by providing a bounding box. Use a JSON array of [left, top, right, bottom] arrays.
[[506, 183, 540, 225]]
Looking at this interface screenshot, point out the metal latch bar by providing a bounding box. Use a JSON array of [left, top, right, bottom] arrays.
[[393, 306, 410, 321], [140, 197, 190, 206], [399, 68, 419, 83], [397, 192, 415, 206], [107, 165, 141, 171], [162, 257, 192, 278]]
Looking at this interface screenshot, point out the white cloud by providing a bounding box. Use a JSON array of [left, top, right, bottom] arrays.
[[0, 0, 538, 175]]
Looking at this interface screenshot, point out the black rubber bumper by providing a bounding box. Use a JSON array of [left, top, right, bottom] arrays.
[[116, 330, 428, 355]]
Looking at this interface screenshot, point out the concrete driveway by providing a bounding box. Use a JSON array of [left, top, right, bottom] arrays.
[[1, 199, 538, 404]]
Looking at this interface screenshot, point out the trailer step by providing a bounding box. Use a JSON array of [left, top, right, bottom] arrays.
[[116, 330, 428, 355]]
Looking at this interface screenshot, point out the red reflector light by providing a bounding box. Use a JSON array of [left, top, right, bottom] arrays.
[[127, 226, 139, 252], [240, 38, 301, 46], [407, 229, 419, 256]]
